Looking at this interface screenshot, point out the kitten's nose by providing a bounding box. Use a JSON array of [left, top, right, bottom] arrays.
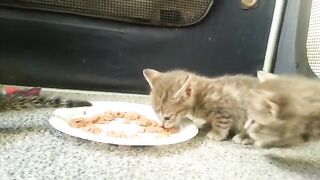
[[164, 116, 171, 121]]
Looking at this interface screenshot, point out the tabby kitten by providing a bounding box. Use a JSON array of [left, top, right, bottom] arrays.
[[0, 94, 92, 112], [143, 68, 259, 144], [245, 71, 320, 148]]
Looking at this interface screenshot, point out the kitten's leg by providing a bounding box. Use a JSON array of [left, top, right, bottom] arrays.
[[186, 114, 207, 128], [245, 119, 269, 146], [244, 118, 254, 129], [232, 119, 255, 145], [193, 118, 207, 128], [207, 118, 232, 141]]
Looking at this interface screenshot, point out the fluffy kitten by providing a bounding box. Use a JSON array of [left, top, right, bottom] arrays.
[[245, 72, 320, 148], [143, 68, 259, 144], [0, 94, 92, 112]]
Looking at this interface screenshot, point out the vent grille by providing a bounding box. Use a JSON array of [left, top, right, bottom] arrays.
[[0, 0, 214, 27], [307, 0, 320, 77]]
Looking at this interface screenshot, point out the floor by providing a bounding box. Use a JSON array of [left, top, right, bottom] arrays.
[[1, 89, 320, 180]]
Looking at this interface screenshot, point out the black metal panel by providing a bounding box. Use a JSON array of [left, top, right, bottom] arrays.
[[0, 0, 276, 94], [0, 0, 214, 27]]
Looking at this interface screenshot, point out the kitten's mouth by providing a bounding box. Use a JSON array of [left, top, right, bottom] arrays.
[[163, 122, 176, 129]]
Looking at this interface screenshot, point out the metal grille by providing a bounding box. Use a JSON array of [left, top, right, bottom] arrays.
[[307, 0, 320, 77], [0, 0, 214, 27]]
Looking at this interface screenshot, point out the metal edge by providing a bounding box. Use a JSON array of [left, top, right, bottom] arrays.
[[272, 0, 314, 76], [262, 0, 286, 72]]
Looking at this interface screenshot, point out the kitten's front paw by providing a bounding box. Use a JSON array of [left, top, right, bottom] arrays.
[[231, 134, 242, 144], [242, 138, 254, 145], [207, 130, 228, 141], [232, 134, 254, 145]]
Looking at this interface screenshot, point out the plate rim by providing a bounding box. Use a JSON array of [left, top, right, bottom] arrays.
[[49, 101, 199, 146]]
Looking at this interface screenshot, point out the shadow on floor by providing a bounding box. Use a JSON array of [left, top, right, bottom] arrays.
[[265, 153, 320, 178]]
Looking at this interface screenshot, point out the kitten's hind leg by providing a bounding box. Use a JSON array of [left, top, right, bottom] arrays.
[[207, 118, 232, 141]]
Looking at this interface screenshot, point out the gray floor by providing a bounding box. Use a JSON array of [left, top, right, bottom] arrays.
[[1, 89, 320, 180]]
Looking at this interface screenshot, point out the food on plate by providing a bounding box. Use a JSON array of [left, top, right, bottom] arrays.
[[106, 131, 128, 138], [143, 125, 178, 137], [80, 124, 102, 134], [69, 111, 177, 138]]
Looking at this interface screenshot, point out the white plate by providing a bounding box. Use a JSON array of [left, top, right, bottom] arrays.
[[48, 101, 199, 146]]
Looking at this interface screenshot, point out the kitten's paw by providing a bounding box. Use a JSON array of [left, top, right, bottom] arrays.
[[232, 134, 254, 145], [232, 134, 244, 144], [207, 130, 228, 141], [242, 138, 254, 145]]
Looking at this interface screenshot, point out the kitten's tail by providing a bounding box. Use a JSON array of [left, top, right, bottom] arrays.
[[0, 95, 92, 111]]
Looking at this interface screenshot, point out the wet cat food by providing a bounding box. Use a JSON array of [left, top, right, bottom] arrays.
[[69, 111, 177, 138]]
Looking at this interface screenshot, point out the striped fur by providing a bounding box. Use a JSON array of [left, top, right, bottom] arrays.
[[0, 95, 91, 111]]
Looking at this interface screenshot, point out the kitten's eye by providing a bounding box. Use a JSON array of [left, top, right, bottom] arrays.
[[164, 116, 171, 121], [164, 115, 173, 121]]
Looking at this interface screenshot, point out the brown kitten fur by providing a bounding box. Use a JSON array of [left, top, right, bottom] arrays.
[[143, 68, 259, 144], [245, 73, 320, 148]]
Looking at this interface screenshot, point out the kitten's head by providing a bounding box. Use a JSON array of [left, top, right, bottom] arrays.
[[143, 69, 195, 128], [247, 89, 307, 147], [248, 89, 285, 126]]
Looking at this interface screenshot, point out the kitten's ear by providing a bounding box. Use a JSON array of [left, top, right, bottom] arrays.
[[143, 69, 161, 88], [175, 75, 193, 99], [250, 89, 281, 117], [257, 71, 279, 82]]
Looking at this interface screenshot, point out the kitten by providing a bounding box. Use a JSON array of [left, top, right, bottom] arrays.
[[143, 68, 259, 144], [245, 72, 320, 148], [0, 94, 92, 112]]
